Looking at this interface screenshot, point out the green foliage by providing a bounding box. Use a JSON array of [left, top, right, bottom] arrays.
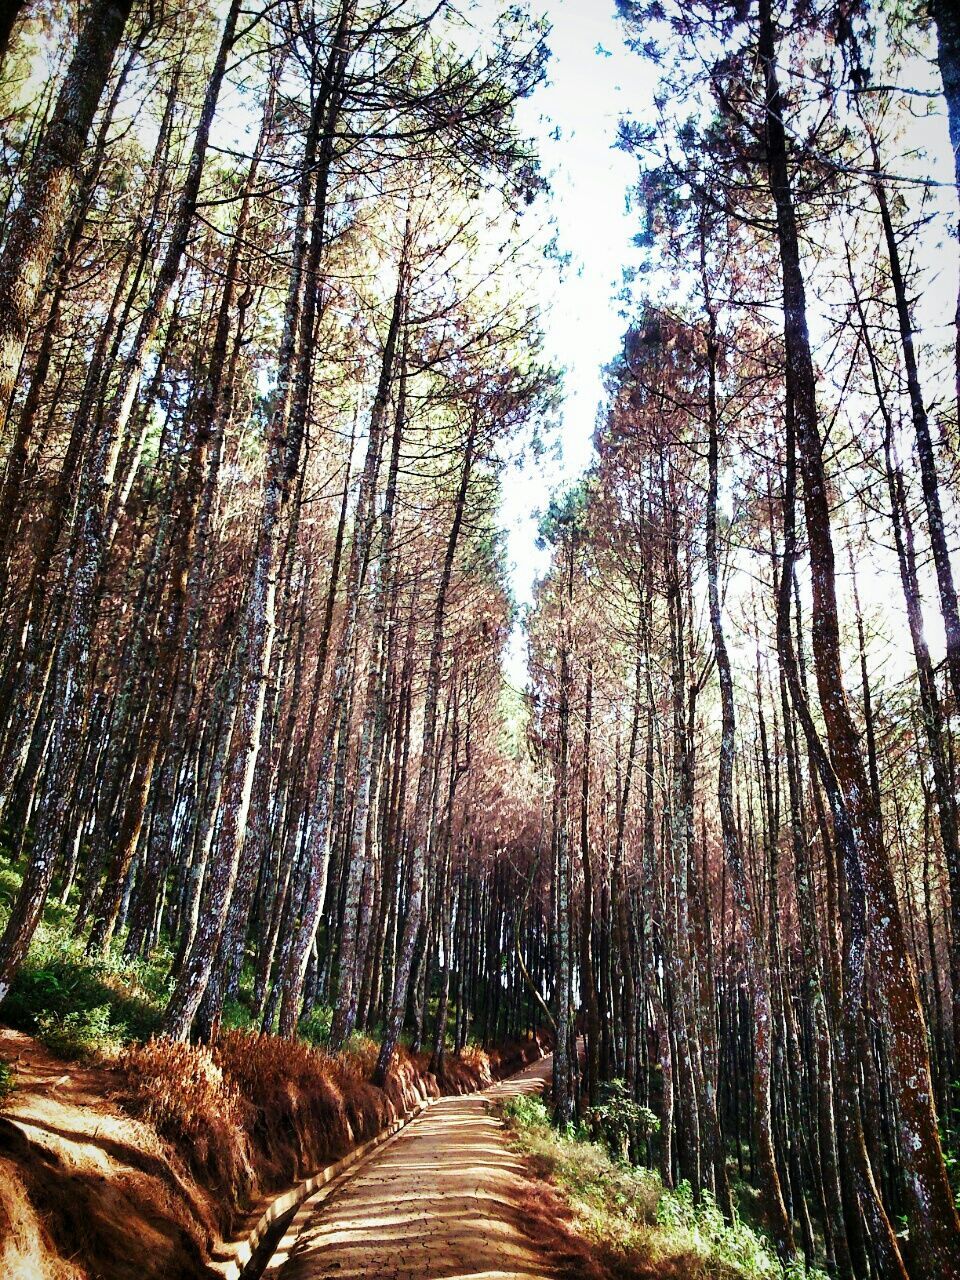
[[294, 1007, 376, 1056], [536, 481, 589, 549], [221, 996, 256, 1032], [298, 1004, 334, 1046], [941, 1111, 960, 1208], [592, 1077, 659, 1159], [0, 852, 167, 1047], [0, 853, 21, 906], [36, 1004, 127, 1061], [2, 930, 165, 1044], [655, 1181, 814, 1278], [502, 1092, 552, 1129], [497, 681, 529, 758], [503, 1087, 829, 1280], [0, 1057, 16, 1105]]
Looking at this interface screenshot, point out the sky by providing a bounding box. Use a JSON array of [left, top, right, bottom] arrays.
[[491, 2, 960, 694], [493, 2, 648, 688]]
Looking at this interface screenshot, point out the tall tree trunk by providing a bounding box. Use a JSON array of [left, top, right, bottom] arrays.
[[0, 0, 134, 402], [758, 3, 960, 1269], [929, 0, 960, 398]]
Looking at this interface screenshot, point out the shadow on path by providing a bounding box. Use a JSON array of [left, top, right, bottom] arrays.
[[273, 1055, 555, 1280]]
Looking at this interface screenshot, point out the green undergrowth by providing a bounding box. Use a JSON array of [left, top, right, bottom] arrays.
[[298, 1003, 334, 1045], [0, 1055, 16, 1104], [297, 1005, 379, 1057], [0, 917, 169, 1058], [501, 1094, 827, 1280], [942, 1110, 960, 1209], [0, 851, 170, 1059], [0, 848, 436, 1066]]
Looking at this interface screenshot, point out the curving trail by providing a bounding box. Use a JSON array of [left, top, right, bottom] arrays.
[[265, 1055, 556, 1280]]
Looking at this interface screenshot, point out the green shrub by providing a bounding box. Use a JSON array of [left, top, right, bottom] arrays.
[[941, 1113, 959, 1208], [36, 1003, 127, 1061], [299, 1004, 333, 1046], [503, 1092, 552, 1129], [655, 1180, 801, 1277], [592, 1077, 659, 1159], [0, 1057, 16, 1105], [222, 995, 256, 1031], [0, 848, 171, 1045]]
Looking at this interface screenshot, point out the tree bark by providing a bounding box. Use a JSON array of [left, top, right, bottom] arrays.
[[0, 0, 134, 402]]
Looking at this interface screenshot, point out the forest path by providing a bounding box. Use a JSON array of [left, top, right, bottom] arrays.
[[266, 1054, 556, 1280]]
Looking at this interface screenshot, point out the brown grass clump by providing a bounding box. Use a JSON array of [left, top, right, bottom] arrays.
[[384, 1044, 440, 1114], [0, 1148, 83, 1280], [333, 1032, 415, 1134], [338, 1032, 380, 1080], [0, 1119, 211, 1280], [117, 1037, 255, 1222], [214, 1029, 388, 1184], [494, 1030, 551, 1076], [0, 1030, 214, 1280], [433, 1033, 547, 1095], [436, 1043, 494, 1093]]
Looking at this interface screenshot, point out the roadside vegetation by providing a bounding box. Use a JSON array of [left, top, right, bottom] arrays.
[[502, 1094, 825, 1280], [0, 1054, 15, 1104]]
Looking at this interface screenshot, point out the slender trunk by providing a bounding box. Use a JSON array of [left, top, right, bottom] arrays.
[[0, 0, 134, 401], [758, 2, 960, 1267]]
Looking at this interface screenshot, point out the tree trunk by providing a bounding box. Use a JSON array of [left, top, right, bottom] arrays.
[[758, 2, 960, 1267], [0, 0, 134, 401]]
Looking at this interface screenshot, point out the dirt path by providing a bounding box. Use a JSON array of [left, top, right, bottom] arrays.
[[267, 1054, 556, 1280]]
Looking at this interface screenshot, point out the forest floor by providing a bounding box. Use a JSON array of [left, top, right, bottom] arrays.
[[0, 1024, 218, 1280], [265, 1054, 567, 1280]]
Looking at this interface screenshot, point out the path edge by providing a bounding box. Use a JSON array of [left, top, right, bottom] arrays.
[[209, 1050, 547, 1280], [208, 1093, 437, 1280]]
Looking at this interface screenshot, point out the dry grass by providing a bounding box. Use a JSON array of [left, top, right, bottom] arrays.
[[513, 1174, 624, 1280], [117, 1037, 256, 1221], [216, 1030, 394, 1182], [438, 1043, 495, 1092], [435, 1032, 547, 1095], [115, 1028, 542, 1242]]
